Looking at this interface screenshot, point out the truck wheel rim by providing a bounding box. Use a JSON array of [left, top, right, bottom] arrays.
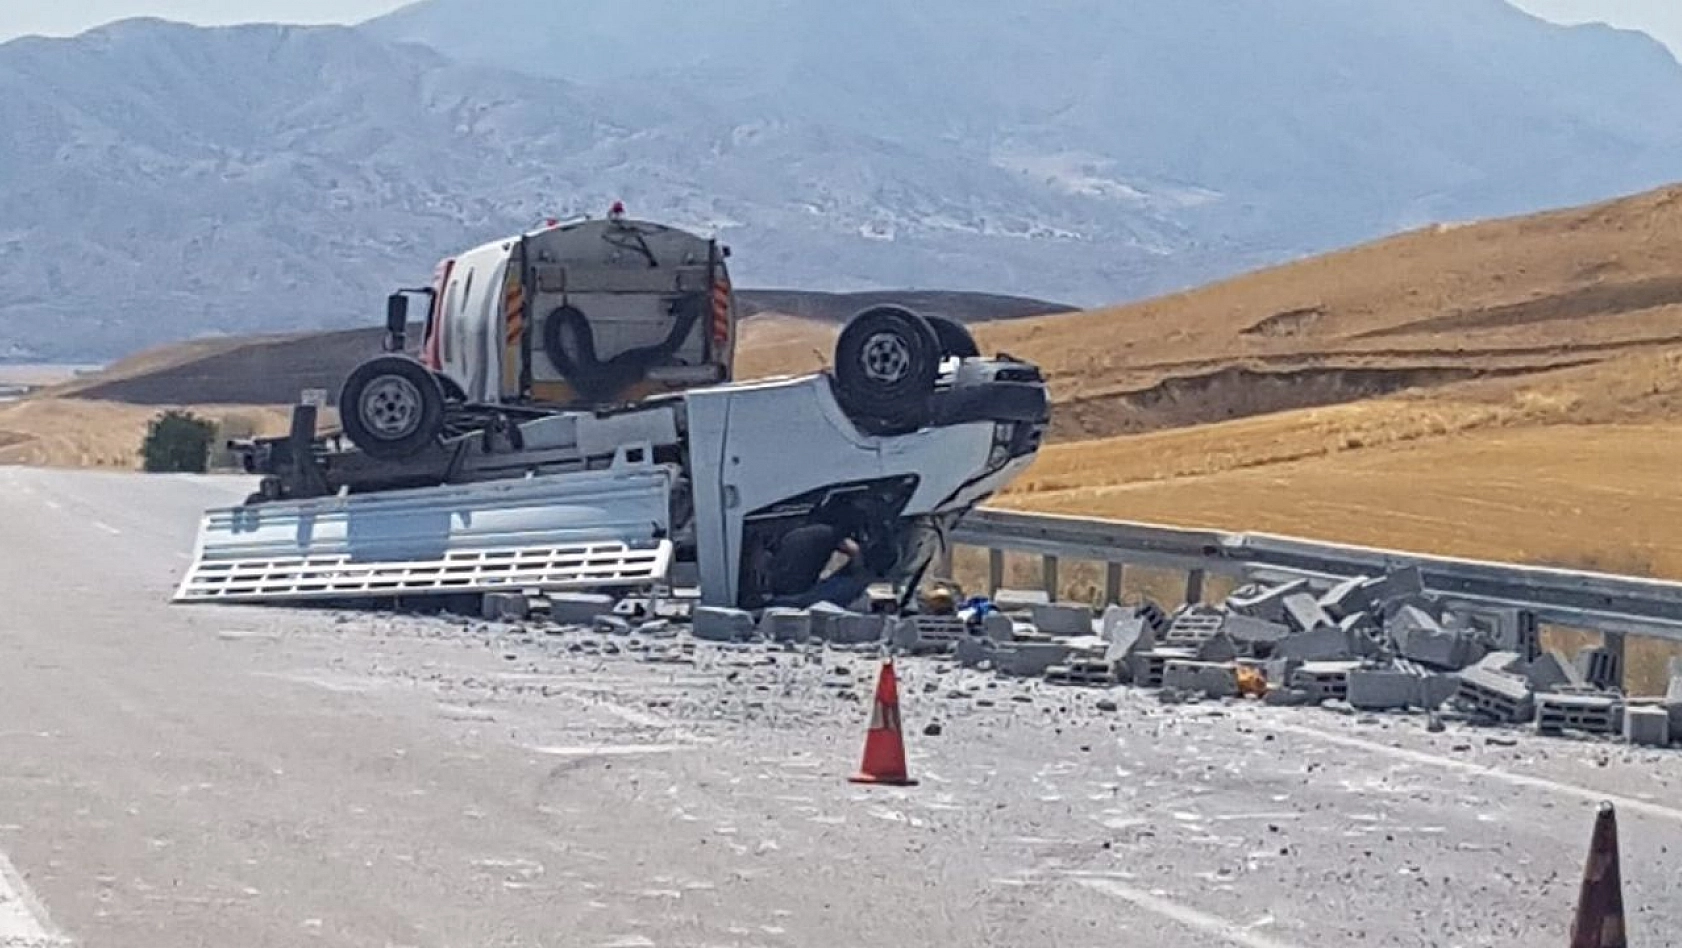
[[861, 331, 912, 383], [361, 376, 422, 438]]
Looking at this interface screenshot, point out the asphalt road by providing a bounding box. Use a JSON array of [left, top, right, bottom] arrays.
[[2, 465, 1681, 947]]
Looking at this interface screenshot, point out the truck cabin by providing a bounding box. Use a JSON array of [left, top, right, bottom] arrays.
[[409, 208, 737, 409]]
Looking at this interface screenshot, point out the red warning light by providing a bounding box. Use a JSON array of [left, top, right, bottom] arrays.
[[608, 200, 626, 220]]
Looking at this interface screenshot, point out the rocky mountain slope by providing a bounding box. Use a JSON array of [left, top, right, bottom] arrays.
[[3, 3, 1681, 361]]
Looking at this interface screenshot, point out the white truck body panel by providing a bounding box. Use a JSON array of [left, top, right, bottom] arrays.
[[175, 458, 675, 603]]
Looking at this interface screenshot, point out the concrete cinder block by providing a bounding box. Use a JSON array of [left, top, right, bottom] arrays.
[[692, 606, 756, 642], [956, 636, 997, 668], [1136, 599, 1172, 634], [1624, 705, 1670, 746], [481, 591, 531, 621], [1347, 667, 1418, 710], [593, 614, 632, 636], [1130, 647, 1198, 688], [828, 613, 888, 646], [1197, 632, 1240, 663], [1162, 660, 1240, 698], [992, 588, 1050, 611], [1291, 660, 1361, 702], [1272, 625, 1352, 662], [1392, 606, 1475, 670], [1318, 576, 1374, 620], [1524, 650, 1585, 693], [1101, 604, 1155, 653], [981, 610, 1017, 643], [1225, 580, 1309, 623], [993, 641, 1074, 678], [1165, 606, 1227, 646], [757, 607, 811, 644], [1575, 646, 1623, 691], [1030, 601, 1096, 638], [1282, 593, 1333, 633], [1455, 664, 1534, 723], [1225, 614, 1291, 648], [546, 592, 619, 626], [1536, 692, 1624, 736]]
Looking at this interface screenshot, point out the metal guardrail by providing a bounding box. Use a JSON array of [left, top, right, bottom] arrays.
[[951, 508, 1682, 643]]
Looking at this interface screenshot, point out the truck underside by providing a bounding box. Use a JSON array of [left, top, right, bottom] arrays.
[[176, 276, 1050, 612]]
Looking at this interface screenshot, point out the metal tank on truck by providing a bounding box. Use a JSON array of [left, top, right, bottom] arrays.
[[340, 202, 739, 460]]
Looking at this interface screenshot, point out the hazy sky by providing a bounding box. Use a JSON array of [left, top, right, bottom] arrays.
[[0, 0, 1679, 57]]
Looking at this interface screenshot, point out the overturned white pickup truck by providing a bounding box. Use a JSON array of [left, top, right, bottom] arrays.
[[175, 215, 1050, 612]]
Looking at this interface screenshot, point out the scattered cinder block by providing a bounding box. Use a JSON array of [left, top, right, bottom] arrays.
[[1226, 580, 1309, 623], [1395, 659, 1461, 709], [758, 607, 812, 644], [829, 613, 888, 646], [1031, 601, 1096, 638], [993, 641, 1074, 678], [1535, 693, 1623, 736], [1524, 650, 1586, 693], [1045, 659, 1118, 687], [1624, 705, 1669, 746], [593, 614, 632, 636], [1129, 647, 1198, 688], [1272, 625, 1352, 662], [1666, 664, 1682, 740], [805, 600, 851, 639], [1102, 605, 1155, 651], [905, 614, 968, 652], [1318, 576, 1374, 620], [956, 636, 997, 669], [546, 592, 619, 626], [1291, 660, 1361, 702], [1263, 656, 1303, 689], [481, 591, 530, 621], [692, 606, 756, 642], [992, 588, 1051, 612], [1391, 606, 1474, 670], [1197, 632, 1239, 663], [1162, 660, 1240, 699], [981, 611, 1017, 643], [1282, 593, 1334, 633], [1164, 607, 1227, 647], [1264, 686, 1314, 707], [1575, 646, 1623, 691], [1136, 599, 1172, 635], [1455, 662, 1534, 723], [1225, 614, 1291, 649], [1347, 667, 1418, 710]]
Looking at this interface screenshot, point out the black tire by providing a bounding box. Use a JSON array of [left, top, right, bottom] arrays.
[[925, 314, 980, 359], [338, 355, 446, 461], [832, 305, 941, 431]]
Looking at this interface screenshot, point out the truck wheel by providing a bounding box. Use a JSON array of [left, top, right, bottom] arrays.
[[833, 305, 940, 431], [339, 355, 446, 460], [925, 314, 980, 359]]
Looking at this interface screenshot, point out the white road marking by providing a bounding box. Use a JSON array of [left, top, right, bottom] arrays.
[[0, 848, 68, 946], [1075, 877, 1306, 948], [90, 522, 120, 536], [1271, 722, 1682, 825]]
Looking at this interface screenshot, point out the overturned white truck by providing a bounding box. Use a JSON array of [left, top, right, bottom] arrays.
[[176, 210, 1050, 612]]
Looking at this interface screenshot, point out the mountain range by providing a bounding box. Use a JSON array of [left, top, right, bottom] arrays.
[[2, 1, 1681, 361]]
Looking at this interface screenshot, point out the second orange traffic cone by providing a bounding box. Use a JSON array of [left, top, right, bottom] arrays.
[[849, 659, 917, 786], [1569, 801, 1627, 948]]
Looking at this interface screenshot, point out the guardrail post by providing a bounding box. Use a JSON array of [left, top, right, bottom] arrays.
[[1184, 569, 1205, 606], [1043, 555, 1060, 600], [987, 548, 1003, 597], [932, 542, 954, 580], [1105, 562, 1124, 605], [1604, 631, 1627, 692]]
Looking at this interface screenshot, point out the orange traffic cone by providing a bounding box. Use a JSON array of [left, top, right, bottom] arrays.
[[1569, 802, 1627, 948], [849, 659, 918, 786]]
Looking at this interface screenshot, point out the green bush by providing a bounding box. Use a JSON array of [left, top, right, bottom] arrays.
[[140, 410, 216, 473]]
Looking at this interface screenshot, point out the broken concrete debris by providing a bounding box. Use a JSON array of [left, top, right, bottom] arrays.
[[604, 564, 1651, 748]]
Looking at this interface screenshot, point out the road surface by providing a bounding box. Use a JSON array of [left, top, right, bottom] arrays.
[[1, 465, 1679, 947]]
